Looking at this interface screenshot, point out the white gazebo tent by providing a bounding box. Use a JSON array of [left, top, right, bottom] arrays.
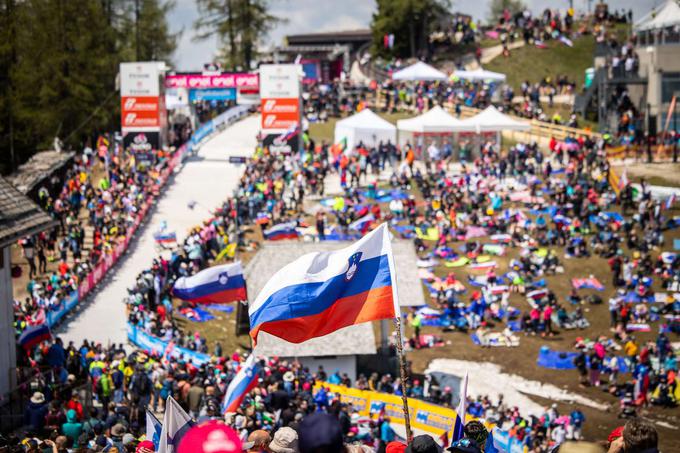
[[635, 0, 680, 31], [456, 105, 531, 157], [451, 67, 507, 83], [392, 61, 448, 81], [459, 105, 531, 133], [333, 109, 397, 151], [396, 106, 471, 156]]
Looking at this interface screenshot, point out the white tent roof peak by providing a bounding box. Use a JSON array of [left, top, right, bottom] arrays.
[[635, 0, 680, 31], [392, 61, 448, 81], [452, 67, 506, 82], [335, 109, 396, 131], [459, 105, 530, 132], [397, 105, 467, 133]]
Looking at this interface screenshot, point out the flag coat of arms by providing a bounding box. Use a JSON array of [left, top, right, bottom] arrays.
[[248, 223, 399, 346], [222, 354, 262, 414], [173, 262, 246, 304]]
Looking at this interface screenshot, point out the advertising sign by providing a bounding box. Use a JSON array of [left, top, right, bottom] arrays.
[[262, 132, 299, 154], [189, 88, 237, 102], [259, 64, 301, 98], [123, 131, 160, 151], [165, 73, 259, 90], [120, 61, 166, 149], [120, 62, 160, 96]]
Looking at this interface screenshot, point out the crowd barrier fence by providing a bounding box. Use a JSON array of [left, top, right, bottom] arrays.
[[40, 105, 250, 330]]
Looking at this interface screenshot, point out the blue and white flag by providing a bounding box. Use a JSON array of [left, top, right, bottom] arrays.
[[146, 410, 163, 450], [666, 193, 676, 210], [450, 372, 468, 442], [158, 396, 194, 453], [172, 262, 247, 304]]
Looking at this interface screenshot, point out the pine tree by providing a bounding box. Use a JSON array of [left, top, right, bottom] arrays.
[[194, 0, 281, 70]]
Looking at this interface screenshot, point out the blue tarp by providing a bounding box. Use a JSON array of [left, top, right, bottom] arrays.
[[177, 307, 215, 322], [537, 347, 578, 369]]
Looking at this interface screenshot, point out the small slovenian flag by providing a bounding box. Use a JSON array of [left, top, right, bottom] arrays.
[[154, 231, 177, 244], [349, 213, 375, 234], [277, 123, 299, 142], [222, 354, 262, 414], [666, 194, 676, 210], [449, 372, 468, 442], [263, 221, 299, 241], [18, 324, 51, 351], [173, 261, 247, 304]]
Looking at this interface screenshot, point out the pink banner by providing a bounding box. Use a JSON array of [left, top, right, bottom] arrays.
[[165, 73, 258, 90]]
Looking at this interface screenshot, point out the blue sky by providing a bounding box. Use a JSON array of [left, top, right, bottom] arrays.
[[168, 0, 662, 71]]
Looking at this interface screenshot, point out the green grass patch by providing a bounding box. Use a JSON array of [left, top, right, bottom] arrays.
[[485, 35, 595, 91]]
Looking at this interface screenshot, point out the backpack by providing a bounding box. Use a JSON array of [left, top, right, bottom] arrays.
[[132, 372, 151, 395]]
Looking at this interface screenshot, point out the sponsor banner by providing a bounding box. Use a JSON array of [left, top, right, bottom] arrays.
[[123, 131, 161, 151], [127, 323, 211, 366], [314, 382, 494, 437], [165, 73, 259, 90], [260, 64, 301, 98], [189, 88, 237, 102], [121, 62, 161, 96], [261, 98, 300, 130], [122, 96, 159, 113], [122, 109, 160, 128], [46, 291, 79, 328], [262, 133, 300, 154]]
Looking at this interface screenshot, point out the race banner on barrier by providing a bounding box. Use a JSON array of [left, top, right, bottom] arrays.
[[127, 324, 211, 366]]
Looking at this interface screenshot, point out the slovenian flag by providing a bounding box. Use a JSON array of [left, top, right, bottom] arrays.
[[249, 223, 398, 346], [18, 324, 51, 351], [145, 411, 163, 450], [666, 194, 676, 210], [349, 213, 375, 234], [222, 354, 262, 414], [173, 262, 247, 304], [263, 221, 299, 241]]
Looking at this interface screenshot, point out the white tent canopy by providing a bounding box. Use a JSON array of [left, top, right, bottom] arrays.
[[458, 105, 531, 133], [392, 61, 448, 81], [452, 67, 507, 82], [333, 109, 397, 151], [397, 106, 469, 133], [635, 0, 680, 31]]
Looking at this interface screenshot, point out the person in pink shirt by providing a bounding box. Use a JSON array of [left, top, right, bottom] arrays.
[[542, 305, 554, 337]]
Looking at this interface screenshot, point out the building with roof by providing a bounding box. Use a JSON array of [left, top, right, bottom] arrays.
[[633, 0, 680, 131], [244, 238, 423, 379], [271, 30, 372, 84], [0, 176, 57, 399]]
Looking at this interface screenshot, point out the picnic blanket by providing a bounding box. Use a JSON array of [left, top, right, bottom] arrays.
[[482, 244, 505, 256], [526, 288, 549, 300], [393, 224, 415, 239], [537, 347, 579, 370], [445, 257, 469, 268], [471, 332, 519, 347], [465, 226, 488, 240], [205, 304, 235, 314], [626, 323, 651, 332], [417, 258, 439, 268], [467, 261, 497, 271], [178, 307, 215, 322], [360, 189, 408, 203], [490, 234, 512, 244], [468, 275, 508, 287], [415, 227, 439, 241], [572, 277, 605, 291]]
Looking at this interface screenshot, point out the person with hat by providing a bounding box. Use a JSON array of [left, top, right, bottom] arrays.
[[24, 392, 48, 434], [61, 409, 83, 447], [268, 427, 299, 453]]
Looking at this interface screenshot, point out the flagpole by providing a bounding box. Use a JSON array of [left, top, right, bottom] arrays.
[[383, 224, 413, 441]]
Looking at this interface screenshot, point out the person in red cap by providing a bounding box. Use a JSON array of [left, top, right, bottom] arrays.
[[177, 421, 242, 453]]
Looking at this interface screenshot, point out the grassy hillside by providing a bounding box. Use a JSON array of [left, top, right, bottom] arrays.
[[485, 35, 595, 91]]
